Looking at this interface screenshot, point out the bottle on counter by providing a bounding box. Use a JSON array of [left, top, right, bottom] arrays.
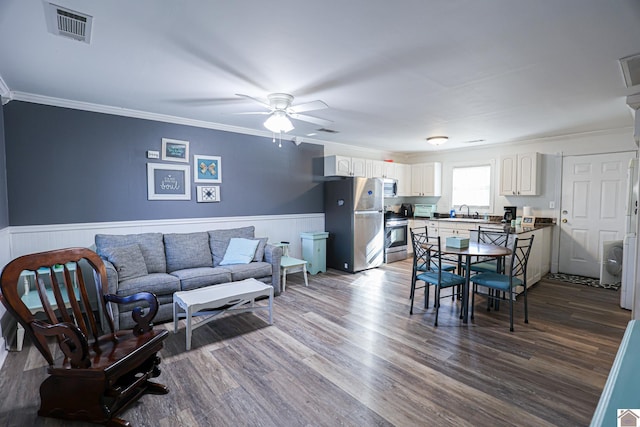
[[450, 208, 456, 218]]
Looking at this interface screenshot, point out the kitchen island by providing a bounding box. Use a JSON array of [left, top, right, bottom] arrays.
[[409, 218, 554, 287]]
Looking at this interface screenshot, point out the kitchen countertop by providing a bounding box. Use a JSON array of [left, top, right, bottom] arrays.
[[412, 217, 555, 234]]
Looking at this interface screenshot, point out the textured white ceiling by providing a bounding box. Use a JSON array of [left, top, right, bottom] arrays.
[[0, 0, 639, 152]]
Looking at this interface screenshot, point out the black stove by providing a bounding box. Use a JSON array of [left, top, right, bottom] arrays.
[[384, 211, 408, 221]]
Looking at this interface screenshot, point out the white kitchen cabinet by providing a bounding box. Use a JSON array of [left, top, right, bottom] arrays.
[[410, 162, 442, 196], [499, 152, 541, 196], [438, 222, 472, 239], [366, 159, 384, 178], [396, 164, 412, 196], [519, 226, 553, 286], [382, 161, 395, 179], [324, 155, 366, 177]]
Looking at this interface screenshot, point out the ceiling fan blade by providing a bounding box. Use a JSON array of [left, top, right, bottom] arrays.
[[235, 93, 271, 109], [289, 100, 329, 114], [231, 111, 271, 115], [290, 113, 333, 127]]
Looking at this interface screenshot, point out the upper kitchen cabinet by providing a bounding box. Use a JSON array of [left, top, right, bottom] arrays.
[[366, 159, 384, 178], [410, 162, 442, 196], [324, 155, 366, 177], [396, 163, 412, 196], [366, 159, 397, 179], [499, 153, 541, 196]]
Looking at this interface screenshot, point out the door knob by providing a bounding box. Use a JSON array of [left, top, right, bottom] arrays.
[[562, 219, 567, 223]]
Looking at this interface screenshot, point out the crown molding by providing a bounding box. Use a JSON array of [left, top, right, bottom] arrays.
[[0, 75, 12, 105], [11, 92, 338, 149]]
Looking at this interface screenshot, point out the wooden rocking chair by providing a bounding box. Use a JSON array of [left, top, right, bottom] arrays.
[[0, 247, 169, 426]]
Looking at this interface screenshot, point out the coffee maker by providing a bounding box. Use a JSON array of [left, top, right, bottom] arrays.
[[503, 206, 517, 222]]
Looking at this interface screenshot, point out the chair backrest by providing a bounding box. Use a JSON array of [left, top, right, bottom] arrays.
[[410, 227, 428, 269], [0, 247, 113, 366], [507, 235, 535, 280], [477, 226, 510, 246], [411, 228, 442, 270]]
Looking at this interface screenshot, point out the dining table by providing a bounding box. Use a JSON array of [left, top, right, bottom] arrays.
[[439, 242, 512, 323]]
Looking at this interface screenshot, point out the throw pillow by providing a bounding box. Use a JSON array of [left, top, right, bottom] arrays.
[[208, 226, 255, 266], [253, 237, 269, 262], [164, 232, 213, 272], [100, 244, 148, 281], [219, 238, 260, 266], [95, 233, 166, 273]]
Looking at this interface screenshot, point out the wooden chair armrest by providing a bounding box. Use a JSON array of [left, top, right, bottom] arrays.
[[104, 292, 159, 335], [32, 319, 90, 368]]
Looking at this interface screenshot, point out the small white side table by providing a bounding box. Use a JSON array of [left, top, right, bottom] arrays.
[[280, 256, 309, 292]]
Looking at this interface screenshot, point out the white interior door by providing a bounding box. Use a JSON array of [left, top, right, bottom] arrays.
[[559, 152, 635, 277]]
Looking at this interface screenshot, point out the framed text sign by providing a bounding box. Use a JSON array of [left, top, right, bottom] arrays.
[[147, 163, 191, 200], [161, 138, 189, 162], [194, 154, 222, 183]]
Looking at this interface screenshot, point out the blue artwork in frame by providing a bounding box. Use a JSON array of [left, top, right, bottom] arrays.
[[194, 155, 222, 183]]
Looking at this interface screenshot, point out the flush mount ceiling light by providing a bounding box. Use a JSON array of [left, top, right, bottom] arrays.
[[263, 110, 294, 133], [426, 136, 448, 146]]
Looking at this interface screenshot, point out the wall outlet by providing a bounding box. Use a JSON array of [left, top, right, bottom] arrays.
[[549, 201, 555, 209], [147, 150, 160, 159]]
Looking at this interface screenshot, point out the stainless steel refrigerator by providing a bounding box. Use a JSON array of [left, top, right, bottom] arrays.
[[325, 177, 384, 273]]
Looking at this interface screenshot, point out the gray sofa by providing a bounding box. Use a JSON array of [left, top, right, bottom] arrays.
[[94, 226, 282, 329]]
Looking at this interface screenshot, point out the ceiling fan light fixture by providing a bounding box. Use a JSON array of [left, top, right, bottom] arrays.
[[426, 136, 448, 146], [264, 111, 294, 133]]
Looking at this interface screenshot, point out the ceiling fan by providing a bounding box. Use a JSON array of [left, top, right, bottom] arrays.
[[235, 92, 332, 134]]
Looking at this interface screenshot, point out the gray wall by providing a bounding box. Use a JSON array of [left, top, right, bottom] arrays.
[[4, 101, 323, 226], [0, 102, 8, 228]]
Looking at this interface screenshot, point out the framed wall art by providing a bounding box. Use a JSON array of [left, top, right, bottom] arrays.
[[147, 163, 191, 200], [196, 185, 221, 202], [194, 155, 222, 183], [161, 138, 189, 162]]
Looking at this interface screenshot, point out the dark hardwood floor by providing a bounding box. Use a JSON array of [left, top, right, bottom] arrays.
[[0, 258, 630, 426]]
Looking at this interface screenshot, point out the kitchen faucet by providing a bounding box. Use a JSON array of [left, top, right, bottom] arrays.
[[459, 204, 470, 218]]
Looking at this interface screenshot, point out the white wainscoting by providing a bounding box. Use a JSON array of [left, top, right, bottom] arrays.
[[0, 227, 12, 368], [0, 213, 324, 369], [8, 213, 325, 260]]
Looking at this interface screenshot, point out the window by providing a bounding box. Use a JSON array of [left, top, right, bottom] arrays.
[[452, 164, 491, 208]]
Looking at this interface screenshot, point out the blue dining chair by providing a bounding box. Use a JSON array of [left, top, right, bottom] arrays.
[[470, 235, 535, 331], [410, 234, 466, 326], [409, 227, 456, 301], [469, 226, 511, 274]]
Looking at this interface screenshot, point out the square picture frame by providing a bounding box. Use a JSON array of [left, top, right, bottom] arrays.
[[194, 154, 222, 183], [521, 215, 536, 226], [147, 163, 191, 200], [196, 185, 221, 202], [161, 138, 189, 162]]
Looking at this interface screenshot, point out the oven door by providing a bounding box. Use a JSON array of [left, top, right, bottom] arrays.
[[385, 221, 408, 249]]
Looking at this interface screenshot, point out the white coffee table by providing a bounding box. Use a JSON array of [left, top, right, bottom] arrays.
[[173, 278, 273, 350]]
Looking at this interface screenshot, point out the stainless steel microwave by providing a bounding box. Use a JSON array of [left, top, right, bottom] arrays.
[[383, 179, 398, 197]]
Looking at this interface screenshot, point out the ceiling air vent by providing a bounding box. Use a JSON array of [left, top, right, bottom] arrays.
[[44, 3, 93, 44], [317, 128, 339, 134], [620, 53, 640, 88]]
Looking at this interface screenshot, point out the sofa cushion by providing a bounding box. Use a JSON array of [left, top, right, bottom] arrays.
[[95, 233, 166, 273], [117, 272, 180, 297], [209, 226, 255, 266], [164, 232, 213, 272], [220, 238, 260, 265], [218, 262, 272, 282], [170, 267, 232, 291], [253, 237, 269, 262], [99, 243, 148, 281]]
